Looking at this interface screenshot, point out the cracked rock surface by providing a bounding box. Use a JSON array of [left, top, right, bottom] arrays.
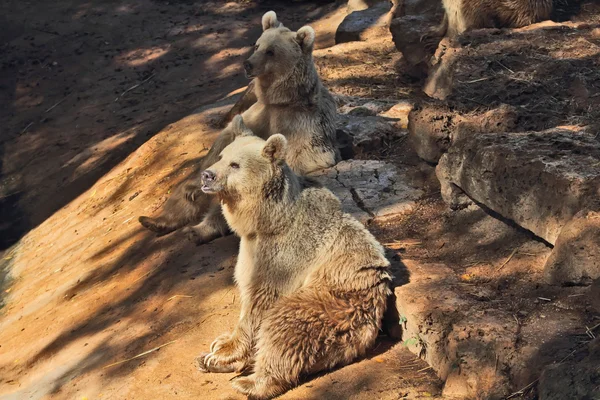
[[310, 159, 423, 224]]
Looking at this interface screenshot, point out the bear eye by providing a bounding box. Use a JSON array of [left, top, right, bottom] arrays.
[[254, 44, 259, 52], [266, 49, 274, 56], [230, 162, 240, 169]]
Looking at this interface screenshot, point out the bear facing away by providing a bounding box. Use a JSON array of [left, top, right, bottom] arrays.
[[138, 11, 339, 243], [421, 0, 557, 48], [195, 116, 392, 399]]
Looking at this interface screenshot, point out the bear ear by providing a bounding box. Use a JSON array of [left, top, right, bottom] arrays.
[[262, 134, 287, 163], [231, 115, 254, 138], [262, 11, 282, 31], [296, 26, 315, 53]]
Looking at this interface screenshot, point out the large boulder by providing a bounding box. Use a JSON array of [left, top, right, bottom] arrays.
[[337, 114, 397, 156], [436, 128, 600, 245], [544, 210, 600, 285], [422, 24, 600, 132], [394, 260, 516, 400]]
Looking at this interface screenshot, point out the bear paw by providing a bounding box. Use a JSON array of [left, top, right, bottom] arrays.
[[231, 374, 284, 400], [139, 216, 177, 236], [181, 226, 216, 246], [183, 184, 203, 202]]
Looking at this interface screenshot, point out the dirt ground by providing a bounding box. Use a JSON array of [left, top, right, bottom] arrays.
[[0, 0, 439, 399], [1, 0, 599, 399]]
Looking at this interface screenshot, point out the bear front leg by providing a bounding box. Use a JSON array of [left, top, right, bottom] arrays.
[[182, 202, 230, 245], [138, 180, 209, 236], [197, 286, 279, 374], [420, 12, 448, 52]]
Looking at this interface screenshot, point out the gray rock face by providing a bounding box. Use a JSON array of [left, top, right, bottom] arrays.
[[310, 159, 423, 224], [337, 114, 397, 156], [335, 1, 391, 44], [436, 128, 600, 245], [544, 210, 600, 285]]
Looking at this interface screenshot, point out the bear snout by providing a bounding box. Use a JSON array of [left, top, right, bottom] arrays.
[[243, 60, 253, 74], [202, 170, 216, 183]]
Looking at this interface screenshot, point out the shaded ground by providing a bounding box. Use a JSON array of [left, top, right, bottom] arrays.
[[0, 1, 441, 399], [0, 0, 345, 251]]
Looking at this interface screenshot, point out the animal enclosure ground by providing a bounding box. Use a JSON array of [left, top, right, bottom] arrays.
[[1, 0, 599, 399]]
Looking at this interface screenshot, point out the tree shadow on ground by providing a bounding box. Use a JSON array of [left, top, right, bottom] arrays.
[[0, 0, 341, 252]]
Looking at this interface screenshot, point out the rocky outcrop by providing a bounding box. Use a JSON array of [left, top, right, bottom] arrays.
[[544, 210, 600, 285], [436, 128, 600, 245]]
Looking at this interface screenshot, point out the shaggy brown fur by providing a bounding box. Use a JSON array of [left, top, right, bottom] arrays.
[[423, 0, 556, 47], [194, 116, 392, 399], [139, 11, 339, 244]]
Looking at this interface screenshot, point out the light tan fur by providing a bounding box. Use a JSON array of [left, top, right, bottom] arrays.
[[423, 0, 554, 47], [195, 116, 392, 399], [139, 11, 339, 244]]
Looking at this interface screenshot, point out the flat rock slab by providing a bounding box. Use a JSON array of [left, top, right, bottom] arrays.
[[310, 160, 423, 224], [335, 1, 391, 44], [437, 128, 600, 245]]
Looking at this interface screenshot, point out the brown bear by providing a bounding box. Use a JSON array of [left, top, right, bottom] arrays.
[[139, 11, 339, 245], [194, 115, 392, 399], [422, 0, 555, 48]]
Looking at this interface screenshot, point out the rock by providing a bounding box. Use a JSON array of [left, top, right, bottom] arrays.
[[407, 102, 455, 163], [337, 114, 397, 156], [379, 101, 412, 129], [394, 260, 515, 400], [338, 99, 395, 116], [436, 128, 600, 244], [310, 159, 423, 223], [544, 210, 600, 285], [423, 38, 460, 100], [335, 1, 391, 44], [538, 337, 600, 400], [420, 27, 600, 132], [408, 102, 518, 163]]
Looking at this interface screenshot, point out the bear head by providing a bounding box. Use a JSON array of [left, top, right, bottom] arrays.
[[201, 115, 288, 197], [243, 11, 316, 79]]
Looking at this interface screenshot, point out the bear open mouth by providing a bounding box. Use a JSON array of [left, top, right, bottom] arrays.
[[244, 70, 256, 79], [201, 184, 218, 194]]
